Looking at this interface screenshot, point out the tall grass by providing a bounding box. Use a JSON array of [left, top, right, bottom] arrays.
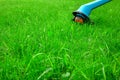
[[0, 0, 120, 80]]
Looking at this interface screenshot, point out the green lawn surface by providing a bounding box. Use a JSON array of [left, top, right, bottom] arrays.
[[0, 0, 120, 80]]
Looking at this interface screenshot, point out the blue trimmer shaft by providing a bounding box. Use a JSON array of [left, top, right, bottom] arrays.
[[76, 0, 110, 17]]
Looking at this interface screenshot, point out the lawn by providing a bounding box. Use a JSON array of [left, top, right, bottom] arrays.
[[0, 0, 120, 80]]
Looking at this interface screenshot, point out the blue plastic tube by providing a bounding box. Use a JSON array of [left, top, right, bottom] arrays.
[[76, 0, 110, 17]]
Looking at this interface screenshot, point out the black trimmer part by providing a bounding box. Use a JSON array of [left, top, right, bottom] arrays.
[[73, 11, 90, 23]]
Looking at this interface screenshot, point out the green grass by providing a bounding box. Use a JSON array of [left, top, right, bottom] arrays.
[[0, 0, 120, 80]]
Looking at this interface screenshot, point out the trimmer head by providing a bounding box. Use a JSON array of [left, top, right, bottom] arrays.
[[73, 11, 90, 24]]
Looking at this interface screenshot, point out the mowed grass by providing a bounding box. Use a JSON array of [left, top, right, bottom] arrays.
[[0, 0, 120, 80]]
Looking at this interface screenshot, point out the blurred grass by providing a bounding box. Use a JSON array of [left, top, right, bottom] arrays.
[[0, 0, 120, 80]]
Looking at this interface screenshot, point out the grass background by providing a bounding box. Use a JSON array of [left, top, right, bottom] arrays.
[[0, 0, 120, 80]]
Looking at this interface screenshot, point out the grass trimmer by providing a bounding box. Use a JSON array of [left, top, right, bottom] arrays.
[[73, 0, 111, 24]]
